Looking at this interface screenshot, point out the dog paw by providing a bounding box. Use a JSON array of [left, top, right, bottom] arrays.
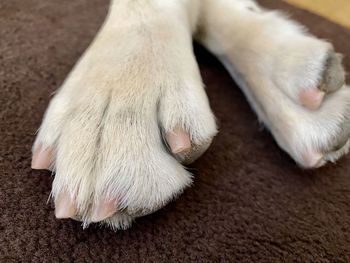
[[263, 41, 349, 168], [222, 34, 349, 169], [31, 21, 216, 229]]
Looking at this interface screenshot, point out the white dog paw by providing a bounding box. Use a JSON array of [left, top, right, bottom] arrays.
[[222, 35, 349, 169], [32, 68, 216, 228], [195, 0, 349, 169], [31, 19, 216, 229], [259, 42, 349, 169]]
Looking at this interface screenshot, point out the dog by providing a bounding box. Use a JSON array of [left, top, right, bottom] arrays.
[[31, 0, 349, 230]]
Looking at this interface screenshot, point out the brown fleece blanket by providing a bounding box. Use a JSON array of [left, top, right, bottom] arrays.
[[1, 0, 350, 262]]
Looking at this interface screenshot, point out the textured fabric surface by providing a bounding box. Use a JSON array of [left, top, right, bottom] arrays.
[[1, 0, 350, 262]]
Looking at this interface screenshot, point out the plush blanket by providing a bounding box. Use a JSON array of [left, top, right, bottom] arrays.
[[1, 0, 350, 261]]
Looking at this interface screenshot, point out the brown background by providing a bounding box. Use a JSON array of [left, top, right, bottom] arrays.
[[1, 0, 350, 262]]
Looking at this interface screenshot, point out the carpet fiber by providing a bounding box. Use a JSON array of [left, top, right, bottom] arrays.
[[1, 0, 350, 262]]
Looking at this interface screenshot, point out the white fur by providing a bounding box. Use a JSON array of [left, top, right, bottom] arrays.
[[34, 0, 216, 228], [197, 0, 350, 168], [34, 0, 349, 229]]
